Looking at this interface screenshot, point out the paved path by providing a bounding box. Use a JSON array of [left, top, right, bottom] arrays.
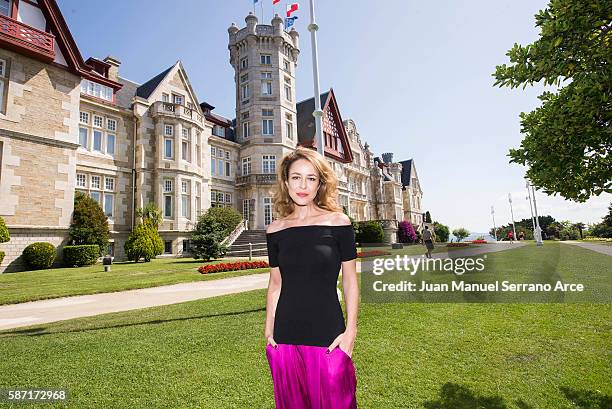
[[0, 243, 524, 331], [562, 241, 612, 256]]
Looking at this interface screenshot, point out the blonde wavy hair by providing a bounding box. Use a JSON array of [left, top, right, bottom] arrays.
[[273, 147, 343, 218]]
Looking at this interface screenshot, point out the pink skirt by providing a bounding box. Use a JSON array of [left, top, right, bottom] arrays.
[[265, 343, 357, 409]]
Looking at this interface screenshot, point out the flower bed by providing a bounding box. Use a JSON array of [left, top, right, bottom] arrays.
[[356, 250, 392, 258], [198, 260, 269, 274], [446, 242, 470, 248], [471, 239, 488, 244]]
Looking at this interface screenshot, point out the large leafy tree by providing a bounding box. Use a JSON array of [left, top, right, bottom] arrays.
[[69, 191, 109, 253], [493, 0, 611, 201]]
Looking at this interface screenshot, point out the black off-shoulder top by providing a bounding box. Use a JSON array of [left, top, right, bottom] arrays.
[[266, 224, 357, 347]]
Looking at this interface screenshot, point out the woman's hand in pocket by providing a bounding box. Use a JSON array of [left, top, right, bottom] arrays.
[[266, 335, 278, 348]]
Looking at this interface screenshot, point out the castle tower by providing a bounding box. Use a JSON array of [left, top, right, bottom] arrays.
[[228, 13, 300, 229]]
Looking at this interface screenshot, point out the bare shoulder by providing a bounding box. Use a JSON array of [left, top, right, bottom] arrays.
[[266, 219, 285, 234], [330, 211, 351, 226]]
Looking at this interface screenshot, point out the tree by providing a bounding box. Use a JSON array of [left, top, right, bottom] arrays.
[[191, 211, 228, 261], [135, 202, 163, 229], [69, 191, 109, 254], [452, 228, 470, 242], [398, 221, 417, 243], [433, 222, 450, 242], [424, 211, 432, 224], [124, 221, 163, 262], [493, 0, 612, 202], [573, 222, 585, 239], [206, 206, 243, 237], [0, 216, 9, 265], [591, 202, 612, 237]]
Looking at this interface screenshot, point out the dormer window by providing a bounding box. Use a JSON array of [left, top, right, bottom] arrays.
[[80, 79, 113, 102]]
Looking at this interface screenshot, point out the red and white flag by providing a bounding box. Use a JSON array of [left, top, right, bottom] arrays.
[[286, 3, 299, 17], [272, 0, 280, 4]]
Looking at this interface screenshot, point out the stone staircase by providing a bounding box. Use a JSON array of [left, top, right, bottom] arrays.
[[225, 229, 269, 258]]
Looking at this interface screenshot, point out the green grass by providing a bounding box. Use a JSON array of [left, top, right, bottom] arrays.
[[0, 257, 269, 305], [0, 244, 469, 306], [0, 243, 609, 408]]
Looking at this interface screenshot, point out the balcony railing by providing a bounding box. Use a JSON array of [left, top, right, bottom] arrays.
[[0, 14, 55, 62], [236, 173, 277, 186], [152, 101, 203, 124]]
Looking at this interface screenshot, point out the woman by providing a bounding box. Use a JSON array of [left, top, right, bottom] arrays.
[[422, 225, 434, 258], [264, 147, 359, 409]]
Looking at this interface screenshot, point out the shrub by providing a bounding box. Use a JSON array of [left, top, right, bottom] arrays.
[[191, 211, 229, 261], [22, 242, 56, 269], [69, 191, 109, 253], [198, 260, 269, 274], [63, 245, 100, 267], [124, 221, 161, 262], [433, 222, 450, 242], [0, 251, 4, 265], [357, 220, 384, 243], [452, 228, 470, 242], [206, 206, 243, 237], [398, 221, 417, 243], [0, 216, 9, 244]]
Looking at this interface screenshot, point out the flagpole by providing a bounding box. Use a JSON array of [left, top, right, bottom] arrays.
[[508, 193, 517, 242], [491, 205, 497, 242], [308, 0, 324, 156]]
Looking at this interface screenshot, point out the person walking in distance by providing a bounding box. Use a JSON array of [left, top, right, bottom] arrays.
[[422, 225, 434, 258], [264, 147, 359, 408]]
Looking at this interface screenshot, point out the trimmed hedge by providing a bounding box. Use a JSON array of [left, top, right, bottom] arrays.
[[0, 216, 9, 243], [63, 245, 100, 267], [0, 250, 4, 265], [22, 242, 56, 270]]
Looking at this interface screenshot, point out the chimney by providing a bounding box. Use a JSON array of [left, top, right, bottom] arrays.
[[103, 56, 121, 82], [382, 152, 394, 164]]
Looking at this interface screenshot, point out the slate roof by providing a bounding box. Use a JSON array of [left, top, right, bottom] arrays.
[[135, 65, 174, 99], [296, 91, 330, 145]]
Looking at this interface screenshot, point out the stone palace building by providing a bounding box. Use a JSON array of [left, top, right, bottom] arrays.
[[0, 0, 423, 272]]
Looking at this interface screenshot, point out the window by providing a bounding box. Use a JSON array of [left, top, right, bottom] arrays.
[[211, 156, 216, 175], [262, 109, 273, 117], [164, 194, 173, 218], [107, 119, 116, 131], [181, 180, 190, 218], [93, 130, 103, 152], [0, 1, 10, 17], [212, 124, 226, 137], [240, 73, 248, 83], [182, 128, 188, 138], [182, 240, 191, 253], [181, 180, 188, 194], [164, 124, 173, 136], [264, 197, 273, 225], [225, 193, 231, 205], [105, 177, 115, 191], [106, 134, 115, 155], [217, 159, 223, 176], [243, 199, 250, 221], [241, 84, 249, 101], [242, 121, 250, 139], [286, 120, 293, 139], [284, 85, 292, 101], [164, 139, 173, 159], [172, 94, 184, 105], [240, 57, 248, 69], [262, 119, 273, 135], [260, 54, 271, 65], [79, 112, 89, 124], [90, 191, 101, 205], [211, 146, 216, 156], [225, 161, 231, 177], [104, 194, 114, 217], [261, 72, 272, 95], [162, 93, 169, 102], [182, 140, 189, 162], [241, 111, 249, 120], [80, 79, 113, 102], [263, 155, 276, 174], [92, 115, 103, 128], [79, 127, 88, 148], [283, 59, 290, 71], [195, 182, 201, 217], [164, 179, 173, 193], [91, 175, 101, 189], [76, 174, 86, 188], [242, 157, 251, 175]]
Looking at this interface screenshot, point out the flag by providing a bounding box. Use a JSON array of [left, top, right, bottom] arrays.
[[273, 0, 280, 4], [286, 2, 299, 17], [285, 16, 298, 30]]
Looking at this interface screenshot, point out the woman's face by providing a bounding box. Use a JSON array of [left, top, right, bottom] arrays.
[[285, 158, 321, 206]]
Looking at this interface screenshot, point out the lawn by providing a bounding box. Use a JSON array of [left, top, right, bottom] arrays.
[[0, 243, 609, 408], [0, 257, 270, 306], [0, 244, 465, 306]]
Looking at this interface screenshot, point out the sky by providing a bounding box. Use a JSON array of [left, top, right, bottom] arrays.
[[57, 0, 611, 232]]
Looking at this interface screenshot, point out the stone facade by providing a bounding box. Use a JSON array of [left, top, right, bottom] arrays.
[[0, 4, 425, 272]]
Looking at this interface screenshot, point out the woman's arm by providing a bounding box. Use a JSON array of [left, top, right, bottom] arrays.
[[339, 258, 359, 355], [264, 265, 282, 346]]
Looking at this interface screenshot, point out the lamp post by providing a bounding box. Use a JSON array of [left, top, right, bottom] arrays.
[[307, 0, 324, 156], [491, 205, 497, 242], [530, 182, 543, 246], [508, 193, 517, 242], [526, 179, 536, 240]]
